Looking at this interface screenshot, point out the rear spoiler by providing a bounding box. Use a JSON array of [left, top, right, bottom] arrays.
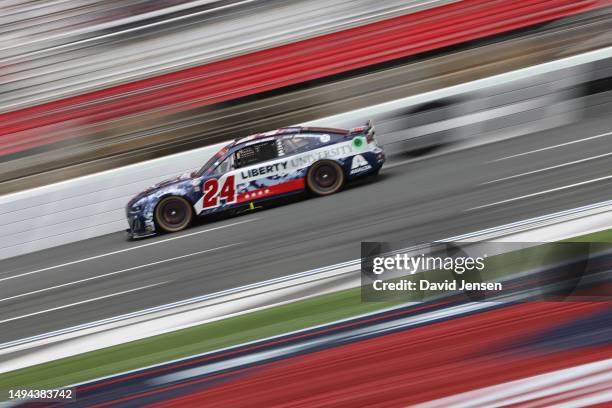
[[349, 120, 375, 140]]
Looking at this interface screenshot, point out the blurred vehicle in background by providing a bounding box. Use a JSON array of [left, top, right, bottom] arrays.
[[360, 60, 600, 156], [326, 9, 612, 156]]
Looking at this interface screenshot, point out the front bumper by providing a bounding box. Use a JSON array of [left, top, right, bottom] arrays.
[[126, 212, 156, 239]]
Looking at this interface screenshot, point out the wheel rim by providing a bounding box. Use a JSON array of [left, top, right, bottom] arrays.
[[313, 163, 340, 192], [160, 200, 187, 227]]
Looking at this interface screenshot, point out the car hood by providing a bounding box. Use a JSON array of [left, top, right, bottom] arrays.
[[128, 171, 196, 207], [150, 171, 195, 190]]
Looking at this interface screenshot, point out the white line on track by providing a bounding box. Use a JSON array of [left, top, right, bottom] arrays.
[[481, 152, 612, 185], [467, 174, 612, 211], [0, 282, 169, 325], [0, 244, 237, 303], [489, 131, 612, 163], [0, 218, 256, 283]]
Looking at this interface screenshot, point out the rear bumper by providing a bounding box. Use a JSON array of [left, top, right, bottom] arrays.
[[371, 143, 386, 168]]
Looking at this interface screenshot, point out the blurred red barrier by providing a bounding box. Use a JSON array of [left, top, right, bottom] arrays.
[[151, 302, 611, 408], [1, 0, 610, 156]]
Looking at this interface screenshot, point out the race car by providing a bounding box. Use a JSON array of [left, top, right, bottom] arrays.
[[125, 121, 385, 238]]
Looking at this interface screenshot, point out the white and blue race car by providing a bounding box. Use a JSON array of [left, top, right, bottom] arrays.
[[126, 121, 385, 238]]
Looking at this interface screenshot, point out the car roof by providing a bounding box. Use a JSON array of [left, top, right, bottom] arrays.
[[231, 126, 349, 147]]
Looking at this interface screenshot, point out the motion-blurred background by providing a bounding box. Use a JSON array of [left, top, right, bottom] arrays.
[[0, 1, 611, 407], [1, 0, 610, 193]]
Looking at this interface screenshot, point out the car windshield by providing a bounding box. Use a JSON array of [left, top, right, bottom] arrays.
[[196, 143, 232, 176]]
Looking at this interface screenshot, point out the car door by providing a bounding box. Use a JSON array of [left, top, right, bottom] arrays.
[[196, 151, 237, 214], [232, 139, 286, 202], [197, 140, 281, 213], [197, 138, 307, 214]]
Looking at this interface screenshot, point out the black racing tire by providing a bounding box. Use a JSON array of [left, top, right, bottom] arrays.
[[306, 160, 345, 196], [154, 196, 194, 233]]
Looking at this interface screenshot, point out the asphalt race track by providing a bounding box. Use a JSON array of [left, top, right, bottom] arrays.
[[0, 91, 611, 343]]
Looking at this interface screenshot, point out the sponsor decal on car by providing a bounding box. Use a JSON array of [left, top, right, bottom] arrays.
[[350, 154, 372, 175], [288, 144, 353, 169], [240, 162, 289, 179]]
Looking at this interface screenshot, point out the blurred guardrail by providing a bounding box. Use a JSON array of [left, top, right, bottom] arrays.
[[1, 199, 610, 373], [0, 47, 611, 261]]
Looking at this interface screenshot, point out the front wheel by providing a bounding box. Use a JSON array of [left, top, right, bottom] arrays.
[[154, 196, 194, 233], [306, 160, 345, 196]]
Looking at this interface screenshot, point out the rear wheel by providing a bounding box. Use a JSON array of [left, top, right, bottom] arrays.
[[306, 160, 345, 196], [154, 196, 194, 233]]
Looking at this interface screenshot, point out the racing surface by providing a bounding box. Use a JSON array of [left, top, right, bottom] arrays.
[[0, 90, 611, 344]]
